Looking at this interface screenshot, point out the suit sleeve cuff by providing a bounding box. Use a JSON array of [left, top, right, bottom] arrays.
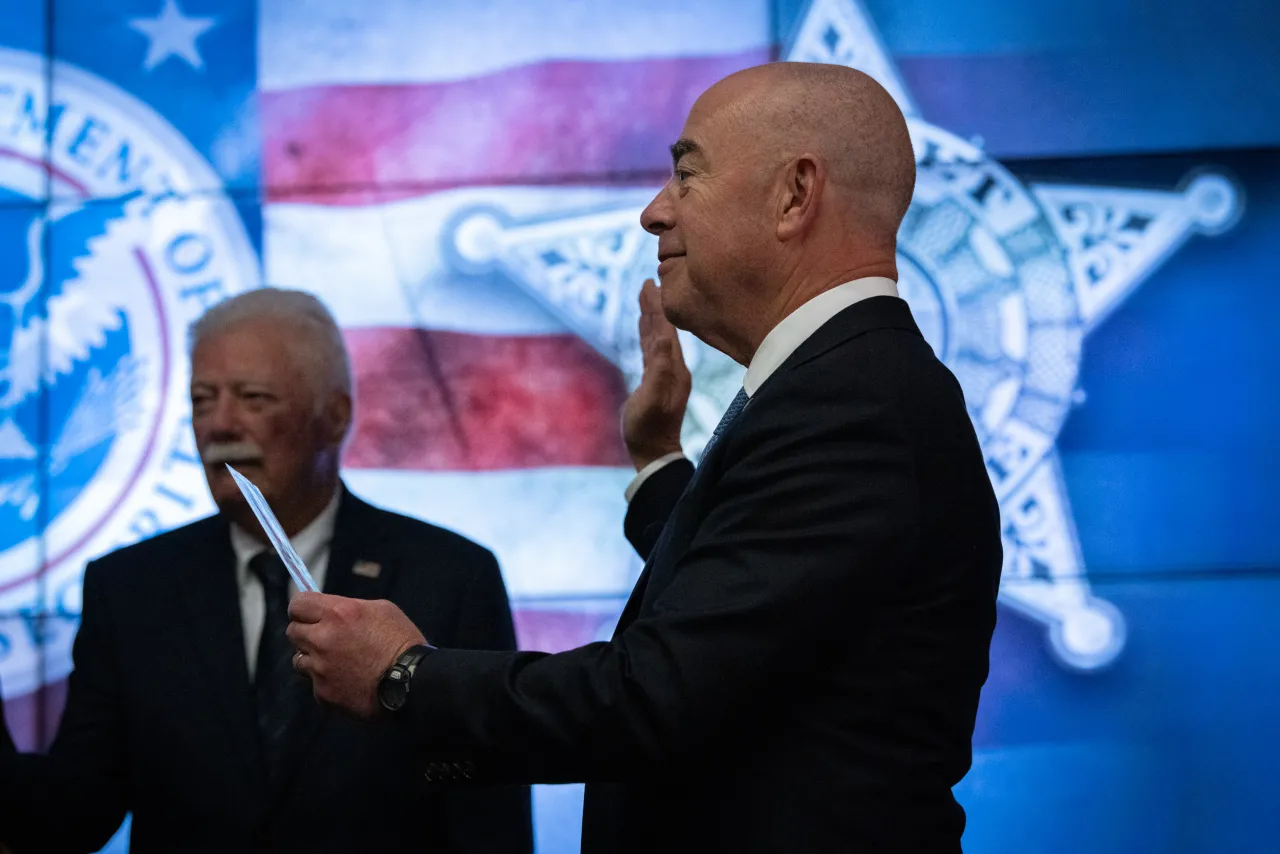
[[623, 452, 687, 504]]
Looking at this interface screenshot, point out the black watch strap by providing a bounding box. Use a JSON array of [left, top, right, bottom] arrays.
[[395, 644, 435, 672], [379, 643, 436, 712]]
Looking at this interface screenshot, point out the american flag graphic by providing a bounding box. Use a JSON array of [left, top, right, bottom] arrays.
[[0, 0, 776, 721], [258, 0, 773, 653], [1, 3, 774, 848]]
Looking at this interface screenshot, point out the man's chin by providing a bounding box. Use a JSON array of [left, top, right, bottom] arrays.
[[657, 281, 693, 330], [210, 488, 248, 514], [211, 491, 269, 536], [205, 467, 262, 511]]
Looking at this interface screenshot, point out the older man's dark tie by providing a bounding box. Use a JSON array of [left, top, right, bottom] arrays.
[[250, 550, 300, 788]]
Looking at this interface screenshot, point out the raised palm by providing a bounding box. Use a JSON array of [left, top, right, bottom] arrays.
[[621, 279, 692, 470]]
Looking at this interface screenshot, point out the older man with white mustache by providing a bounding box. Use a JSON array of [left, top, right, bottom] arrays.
[[0, 288, 533, 854]]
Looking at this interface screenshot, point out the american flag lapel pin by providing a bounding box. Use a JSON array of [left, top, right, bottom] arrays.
[[352, 560, 382, 580]]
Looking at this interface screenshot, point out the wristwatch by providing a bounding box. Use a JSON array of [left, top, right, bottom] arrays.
[[377, 643, 435, 712]]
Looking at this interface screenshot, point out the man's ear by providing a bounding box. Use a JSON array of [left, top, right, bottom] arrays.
[[777, 154, 823, 241], [326, 391, 353, 444]]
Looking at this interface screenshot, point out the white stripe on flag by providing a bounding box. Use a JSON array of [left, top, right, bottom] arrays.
[[343, 466, 642, 599], [265, 186, 657, 333]]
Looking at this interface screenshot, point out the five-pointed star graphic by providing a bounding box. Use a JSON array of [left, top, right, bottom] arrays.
[[128, 0, 217, 72]]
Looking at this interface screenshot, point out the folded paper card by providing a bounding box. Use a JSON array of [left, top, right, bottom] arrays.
[[226, 465, 320, 593]]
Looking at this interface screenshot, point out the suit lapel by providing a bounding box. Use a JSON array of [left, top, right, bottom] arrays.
[[267, 486, 399, 806], [633, 434, 736, 613], [614, 424, 744, 635], [613, 553, 658, 638], [173, 517, 268, 801]]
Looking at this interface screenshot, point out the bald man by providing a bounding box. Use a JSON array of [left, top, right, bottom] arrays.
[[288, 63, 1003, 853]]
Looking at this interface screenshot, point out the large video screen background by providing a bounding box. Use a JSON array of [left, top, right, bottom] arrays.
[[1, 1, 1278, 852]]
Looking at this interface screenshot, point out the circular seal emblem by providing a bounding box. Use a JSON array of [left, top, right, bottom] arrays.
[[0, 48, 257, 695]]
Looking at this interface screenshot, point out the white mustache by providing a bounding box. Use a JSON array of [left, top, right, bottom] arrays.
[[200, 441, 264, 466]]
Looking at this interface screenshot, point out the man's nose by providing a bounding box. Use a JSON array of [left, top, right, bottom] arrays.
[[200, 395, 242, 441], [640, 183, 675, 236]]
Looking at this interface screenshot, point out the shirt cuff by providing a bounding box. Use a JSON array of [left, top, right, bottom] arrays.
[[624, 452, 687, 503]]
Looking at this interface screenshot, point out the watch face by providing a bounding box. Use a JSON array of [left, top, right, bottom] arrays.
[[379, 672, 409, 711]]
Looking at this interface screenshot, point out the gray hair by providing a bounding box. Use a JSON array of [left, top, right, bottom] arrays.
[[188, 287, 353, 403]]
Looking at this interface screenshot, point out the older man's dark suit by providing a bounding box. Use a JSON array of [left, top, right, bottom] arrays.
[[0, 488, 532, 854], [405, 296, 1004, 853]]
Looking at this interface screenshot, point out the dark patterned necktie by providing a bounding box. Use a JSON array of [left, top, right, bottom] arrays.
[[632, 387, 752, 608], [699, 387, 749, 462], [249, 550, 299, 787]]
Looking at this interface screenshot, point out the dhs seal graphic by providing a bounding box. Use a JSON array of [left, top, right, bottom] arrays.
[[445, 0, 1241, 669], [0, 48, 257, 695]]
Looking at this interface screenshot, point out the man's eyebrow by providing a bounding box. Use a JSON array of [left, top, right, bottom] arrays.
[[669, 138, 700, 167]]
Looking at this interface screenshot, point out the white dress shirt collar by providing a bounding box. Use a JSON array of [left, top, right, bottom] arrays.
[[743, 276, 899, 397]]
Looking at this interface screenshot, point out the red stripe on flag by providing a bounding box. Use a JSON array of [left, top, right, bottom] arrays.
[[262, 51, 769, 203], [342, 328, 630, 471]]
